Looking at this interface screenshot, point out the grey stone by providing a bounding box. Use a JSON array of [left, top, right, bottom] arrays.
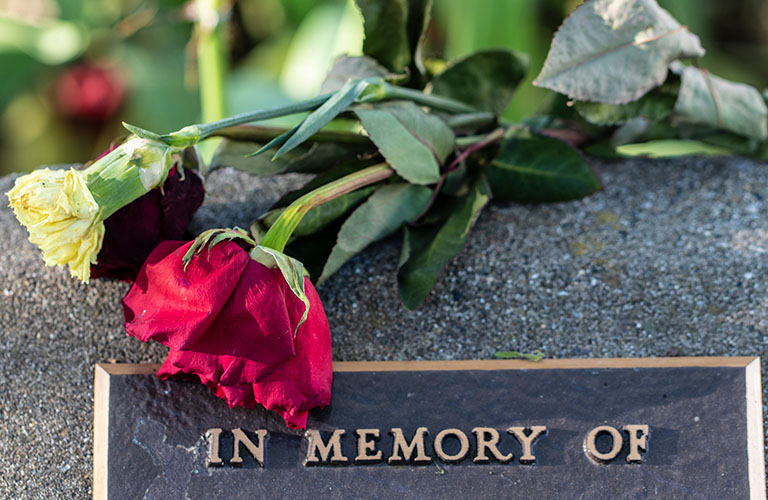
[[1, 155, 767, 498]]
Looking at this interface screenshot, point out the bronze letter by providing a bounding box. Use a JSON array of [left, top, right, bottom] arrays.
[[507, 426, 547, 464], [355, 429, 383, 464], [624, 425, 649, 463], [388, 427, 430, 464], [205, 428, 224, 467], [433, 428, 470, 463], [472, 427, 513, 464], [584, 425, 623, 463], [230, 428, 267, 466], [305, 429, 349, 465]]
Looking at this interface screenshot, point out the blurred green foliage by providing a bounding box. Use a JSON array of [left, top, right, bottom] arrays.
[[1, 0, 766, 174]]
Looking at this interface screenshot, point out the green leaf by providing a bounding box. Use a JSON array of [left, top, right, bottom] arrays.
[[615, 139, 732, 158], [249, 125, 299, 157], [319, 183, 432, 284], [355, 0, 411, 71], [404, 0, 432, 74], [486, 132, 601, 203], [397, 177, 490, 309], [320, 55, 394, 94], [354, 0, 433, 74], [122, 122, 163, 142], [575, 89, 676, 126], [260, 186, 377, 238], [672, 66, 768, 141], [534, 0, 705, 104], [355, 101, 454, 185], [210, 139, 371, 176], [495, 350, 545, 361], [273, 79, 368, 159], [431, 49, 529, 115], [250, 246, 310, 335]]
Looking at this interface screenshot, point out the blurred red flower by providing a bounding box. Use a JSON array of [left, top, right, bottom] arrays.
[[54, 64, 125, 122], [122, 239, 332, 429]]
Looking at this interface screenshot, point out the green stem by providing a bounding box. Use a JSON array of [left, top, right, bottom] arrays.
[[445, 112, 497, 129], [197, 94, 333, 138], [196, 0, 229, 124], [446, 128, 504, 170], [260, 163, 393, 252], [161, 80, 481, 147], [383, 84, 477, 114], [210, 125, 372, 146]]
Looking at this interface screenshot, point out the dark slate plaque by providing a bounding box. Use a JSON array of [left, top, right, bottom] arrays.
[[93, 358, 765, 499]]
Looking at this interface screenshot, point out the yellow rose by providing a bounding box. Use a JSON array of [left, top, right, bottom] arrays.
[[7, 168, 105, 282]]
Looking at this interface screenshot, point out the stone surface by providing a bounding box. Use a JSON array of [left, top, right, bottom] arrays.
[[99, 361, 756, 499], [1, 155, 767, 498]]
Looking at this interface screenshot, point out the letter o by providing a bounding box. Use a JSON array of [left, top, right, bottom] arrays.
[[433, 428, 470, 463], [584, 425, 623, 463]]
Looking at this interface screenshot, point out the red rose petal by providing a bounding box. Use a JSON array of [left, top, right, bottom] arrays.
[[123, 240, 332, 429], [91, 167, 205, 281]]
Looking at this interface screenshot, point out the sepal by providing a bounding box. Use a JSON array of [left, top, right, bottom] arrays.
[[250, 246, 310, 335], [182, 228, 256, 270]]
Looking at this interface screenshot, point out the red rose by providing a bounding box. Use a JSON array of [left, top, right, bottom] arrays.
[[121, 239, 332, 429], [90, 167, 205, 281], [54, 63, 125, 122]]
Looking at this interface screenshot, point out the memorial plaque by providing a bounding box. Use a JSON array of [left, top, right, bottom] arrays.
[[93, 357, 765, 499]]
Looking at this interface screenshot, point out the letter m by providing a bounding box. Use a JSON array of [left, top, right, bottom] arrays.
[[389, 427, 430, 464], [305, 429, 348, 465]]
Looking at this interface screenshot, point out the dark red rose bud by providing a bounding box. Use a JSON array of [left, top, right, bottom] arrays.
[[122, 240, 333, 429], [54, 63, 125, 122], [90, 167, 205, 281]]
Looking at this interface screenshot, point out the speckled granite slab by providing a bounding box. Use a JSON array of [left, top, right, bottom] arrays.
[[94, 358, 763, 500], [3, 156, 768, 498]]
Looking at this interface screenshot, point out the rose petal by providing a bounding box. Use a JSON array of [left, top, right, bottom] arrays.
[[91, 167, 204, 281], [123, 239, 333, 429], [123, 240, 251, 349]]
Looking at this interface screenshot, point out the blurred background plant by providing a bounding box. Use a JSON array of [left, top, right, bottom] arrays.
[[1, 0, 766, 175]]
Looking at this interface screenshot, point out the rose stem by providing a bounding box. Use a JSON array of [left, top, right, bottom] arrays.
[[444, 112, 497, 129], [195, 94, 334, 138], [414, 127, 505, 221], [259, 163, 393, 252], [209, 125, 372, 146], [178, 84, 479, 142], [195, 0, 229, 166], [382, 84, 477, 114]]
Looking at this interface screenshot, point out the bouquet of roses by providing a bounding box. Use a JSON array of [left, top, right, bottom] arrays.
[[7, 0, 766, 429]]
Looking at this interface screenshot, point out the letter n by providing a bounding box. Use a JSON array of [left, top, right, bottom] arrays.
[[230, 428, 267, 467]]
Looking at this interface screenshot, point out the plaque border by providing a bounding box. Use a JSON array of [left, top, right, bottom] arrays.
[[93, 356, 765, 500]]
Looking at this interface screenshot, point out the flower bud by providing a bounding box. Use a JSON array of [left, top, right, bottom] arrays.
[[7, 136, 180, 282]]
